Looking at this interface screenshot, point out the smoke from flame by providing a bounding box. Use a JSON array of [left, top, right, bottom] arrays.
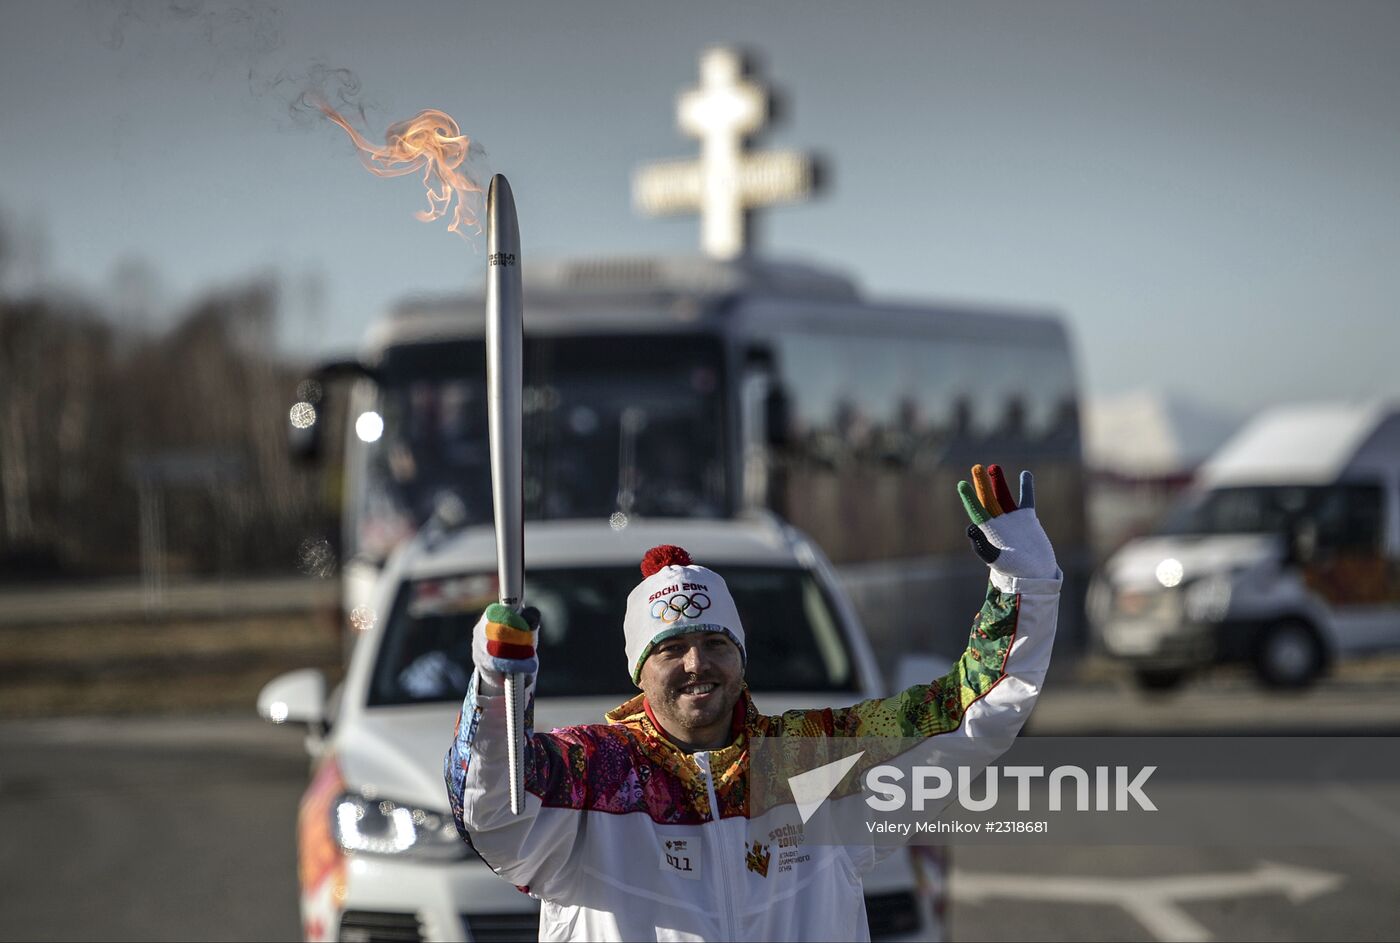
[[310, 94, 483, 238]]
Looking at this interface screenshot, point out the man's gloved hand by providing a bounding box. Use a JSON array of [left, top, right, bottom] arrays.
[[472, 603, 541, 683], [957, 464, 1059, 581]]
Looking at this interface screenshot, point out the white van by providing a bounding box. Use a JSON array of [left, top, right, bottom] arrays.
[[1091, 402, 1400, 689], [259, 514, 946, 941]]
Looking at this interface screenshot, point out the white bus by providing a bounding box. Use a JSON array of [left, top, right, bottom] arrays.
[[293, 255, 1087, 671]]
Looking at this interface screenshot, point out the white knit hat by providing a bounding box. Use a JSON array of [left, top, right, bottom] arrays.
[[624, 545, 746, 685]]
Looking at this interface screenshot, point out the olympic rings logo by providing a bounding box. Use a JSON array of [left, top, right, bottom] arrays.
[[650, 592, 711, 623]]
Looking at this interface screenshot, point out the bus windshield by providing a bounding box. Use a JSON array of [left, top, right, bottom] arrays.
[[369, 565, 858, 704], [352, 333, 728, 562]]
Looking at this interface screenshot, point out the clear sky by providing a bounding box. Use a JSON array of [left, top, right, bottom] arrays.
[[2, 0, 1397, 416]]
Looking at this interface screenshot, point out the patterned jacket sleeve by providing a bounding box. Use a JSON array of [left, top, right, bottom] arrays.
[[443, 672, 592, 899], [778, 568, 1061, 742], [771, 568, 1060, 876]]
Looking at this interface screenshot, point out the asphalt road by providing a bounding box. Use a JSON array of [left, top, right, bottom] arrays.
[[3, 678, 1400, 943], [1027, 668, 1400, 736], [949, 843, 1399, 943], [0, 716, 307, 942]]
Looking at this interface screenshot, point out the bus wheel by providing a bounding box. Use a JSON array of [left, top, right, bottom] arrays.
[[1132, 668, 1189, 692], [1253, 619, 1326, 689]]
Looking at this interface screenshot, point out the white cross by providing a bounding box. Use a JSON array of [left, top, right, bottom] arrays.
[[633, 47, 817, 260]]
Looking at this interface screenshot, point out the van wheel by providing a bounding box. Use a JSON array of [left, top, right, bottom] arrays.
[[1253, 620, 1326, 689], [1133, 668, 1189, 692]]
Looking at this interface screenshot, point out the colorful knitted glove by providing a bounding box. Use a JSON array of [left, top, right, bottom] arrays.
[[471, 603, 540, 681], [958, 464, 1059, 581]]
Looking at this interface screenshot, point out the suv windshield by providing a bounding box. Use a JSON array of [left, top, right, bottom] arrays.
[[369, 565, 858, 705]]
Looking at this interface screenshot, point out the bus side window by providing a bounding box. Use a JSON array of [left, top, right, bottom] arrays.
[[765, 385, 791, 449]]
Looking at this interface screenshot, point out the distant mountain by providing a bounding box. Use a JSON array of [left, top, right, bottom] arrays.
[[1084, 391, 1244, 478]]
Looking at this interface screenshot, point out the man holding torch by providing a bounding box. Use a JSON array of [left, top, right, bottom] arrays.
[[446, 462, 1060, 941]]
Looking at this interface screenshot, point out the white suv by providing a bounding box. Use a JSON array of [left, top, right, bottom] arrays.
[[259, 515, 947, 942]]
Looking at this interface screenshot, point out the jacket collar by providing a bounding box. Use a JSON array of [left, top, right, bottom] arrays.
[[602, 688, 754, 816]]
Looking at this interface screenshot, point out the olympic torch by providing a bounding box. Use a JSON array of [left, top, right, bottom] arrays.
[[485, 174, 526, 815]]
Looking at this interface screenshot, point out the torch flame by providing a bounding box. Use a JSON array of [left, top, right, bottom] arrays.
[[312, 95, 482, 238]]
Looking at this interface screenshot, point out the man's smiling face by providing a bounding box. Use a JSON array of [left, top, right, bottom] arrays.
[[638, 632, 744, 751]]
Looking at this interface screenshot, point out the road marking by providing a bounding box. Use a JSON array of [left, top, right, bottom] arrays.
[[1325, 782, 1400, 843], [953, 860, 1344, 942], [1124, 897, 1211, 943]]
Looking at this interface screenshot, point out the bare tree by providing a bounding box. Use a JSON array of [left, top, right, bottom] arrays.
[[0, 268, 334, 581]]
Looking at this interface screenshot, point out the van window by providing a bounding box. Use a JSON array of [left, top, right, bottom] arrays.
[[1156, 483, 1385, 549], [1313, 484, 1384, 552], [369, 565, 859, 705]]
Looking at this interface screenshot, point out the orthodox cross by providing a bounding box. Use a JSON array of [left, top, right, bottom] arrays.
[[633, 47, 818, 260]]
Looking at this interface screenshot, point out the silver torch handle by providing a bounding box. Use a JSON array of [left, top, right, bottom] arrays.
[[485, 174, 526, 816]]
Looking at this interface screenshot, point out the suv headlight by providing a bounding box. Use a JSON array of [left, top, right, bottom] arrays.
[[333, 793, 470, 861], [1086, 579, 1113, 627], [1184, 575, 1233, 623]]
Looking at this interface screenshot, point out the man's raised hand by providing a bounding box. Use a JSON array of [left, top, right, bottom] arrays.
[[957, 464, 1059, 581], [472, 603, 541, 683]]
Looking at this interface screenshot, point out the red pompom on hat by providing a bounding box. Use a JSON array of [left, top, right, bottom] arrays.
[[640, 545, 692, 578]]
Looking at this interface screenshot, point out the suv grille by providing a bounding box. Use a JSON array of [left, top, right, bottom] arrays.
[[866, 890, 921, 938], [339, 896, 911, 939], [461, 910, 540, 942], [338, 911, 422, 943]]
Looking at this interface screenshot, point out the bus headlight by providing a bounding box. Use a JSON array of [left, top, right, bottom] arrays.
[[355, 410, 384, 443], [333, 793, 470, 861]]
